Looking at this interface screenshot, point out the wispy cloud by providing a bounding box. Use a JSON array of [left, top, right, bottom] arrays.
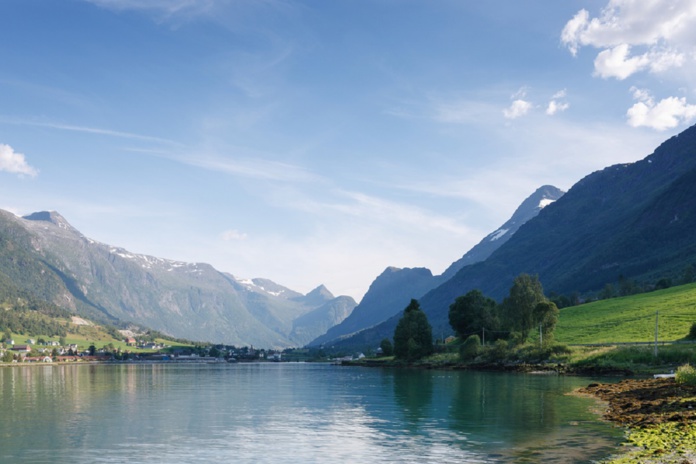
[[0, 143, 38, 177], [177, 152, 320, 183], [221, 229, 248, 241], [0, 117, 181, 146], [546, 90, 569, 116], [84, 0, 216, 17]]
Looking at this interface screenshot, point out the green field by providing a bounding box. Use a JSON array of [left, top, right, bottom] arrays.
[[555, 283, 696, 344], [2, 317, 192, 354]]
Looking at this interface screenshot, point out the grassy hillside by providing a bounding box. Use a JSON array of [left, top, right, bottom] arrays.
[[1, 317, 192, 354], [555, 283, 696, 344]]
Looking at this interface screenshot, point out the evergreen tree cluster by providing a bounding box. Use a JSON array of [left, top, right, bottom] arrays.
[[392, 299, 433, 362], [0, 284, 71, 338]]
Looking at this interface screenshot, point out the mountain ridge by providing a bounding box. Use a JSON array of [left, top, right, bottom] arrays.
[[0, 210, 355, 348], [309, 184, 564, 348], [331, 123, 696, 350]]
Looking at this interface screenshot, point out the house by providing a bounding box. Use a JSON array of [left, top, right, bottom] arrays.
[[4, 339, 14, 345], [24, 356, 52, 363], [11, 345, 31, 353], [141, 342, 162, 350], [26, 338, 36, 345]]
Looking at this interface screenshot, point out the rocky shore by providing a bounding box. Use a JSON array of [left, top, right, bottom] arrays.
[[579, 378, 696, 463]]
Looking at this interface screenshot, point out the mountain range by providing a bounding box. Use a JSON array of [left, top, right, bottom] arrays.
[[0, 210, 355, 348], [3, 125, 696, 351], [326, 124, 696, 350], [308, 185, 564, 347]]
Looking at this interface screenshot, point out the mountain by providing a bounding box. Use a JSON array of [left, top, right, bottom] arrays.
[[332, 124, 696, 350], [0, 210, 355, 348], [309, 185, 563, 348], [289, 295, 357, 346], [439, 185, 564, 281], [308, 267, 435, 347]]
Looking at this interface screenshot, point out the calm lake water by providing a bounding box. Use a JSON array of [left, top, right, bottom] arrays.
[[0, 363, 623, 463]]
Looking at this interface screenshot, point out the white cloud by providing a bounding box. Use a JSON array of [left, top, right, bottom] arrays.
[[503, 99, 532, 119], [546, 90, 569, 116], [221, 229, 248, 241], [546, 100, 569, 116], [627, 95, 696, 130], [0, 144, 38, 177], [593, 44, 685, 79], [593, 44, 649, 79], [562, 0, 696, 79]]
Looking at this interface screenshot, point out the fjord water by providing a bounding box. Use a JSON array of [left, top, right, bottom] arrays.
[[1, 364, 622, 463]]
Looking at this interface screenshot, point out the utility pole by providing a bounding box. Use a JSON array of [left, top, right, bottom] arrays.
[[654, 311, 659, 357]]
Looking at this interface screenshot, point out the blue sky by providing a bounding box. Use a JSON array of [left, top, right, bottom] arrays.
[[2, 0, 695, 300]]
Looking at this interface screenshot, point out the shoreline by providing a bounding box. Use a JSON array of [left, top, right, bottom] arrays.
[[579, 378, 696, 463]]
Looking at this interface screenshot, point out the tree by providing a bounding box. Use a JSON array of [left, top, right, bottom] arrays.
[[393, 299, 433, 361], [459, 334, 481, 361], [682, 265, 696, 285], [600, 283, 616, 300], [533, 300, 560, 344], [501, 274, 547, 344], [379, 338, 393, 357], [449, 289, 497, 338]]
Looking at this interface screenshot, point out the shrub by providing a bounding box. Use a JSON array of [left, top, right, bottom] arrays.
[[482, 339, 509, 362], [688, 323, 696, 340], [459, 334, 481, 361], [676, 364, 696, 386]]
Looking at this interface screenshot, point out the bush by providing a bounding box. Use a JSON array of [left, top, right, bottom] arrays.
[[676, 364, 696, 386], [481, 339, 509, 362], [459, 335, 481, 361], [688, 323, 696, 340]]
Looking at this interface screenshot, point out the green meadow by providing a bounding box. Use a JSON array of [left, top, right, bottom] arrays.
[[555, 283, 696, 345]]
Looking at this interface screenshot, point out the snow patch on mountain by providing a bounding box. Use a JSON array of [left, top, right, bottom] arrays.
[[489, 229, 509, 241]]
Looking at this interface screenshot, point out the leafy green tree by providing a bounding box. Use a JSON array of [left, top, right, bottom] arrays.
[[2, 351, 14, 363], [2, 330, 11, 342], [59, 335, 66, 346], [533, 300, 560, 344], [459, 334, 481, 361], [600, 283, 616, 300], [501, 274, 547, 344], [379, 338, 393, 356], [393, 299, 433, 361], [449, 289, 497, 338]]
